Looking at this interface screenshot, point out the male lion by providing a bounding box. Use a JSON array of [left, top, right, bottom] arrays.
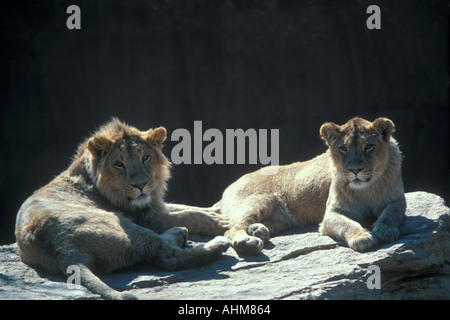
[[15, 118, 230, 300], [171, 117, 406, 255]]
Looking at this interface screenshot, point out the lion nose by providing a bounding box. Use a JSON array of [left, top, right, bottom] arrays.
[[132, 181, 148, 191], [348, 167, 364, 175]]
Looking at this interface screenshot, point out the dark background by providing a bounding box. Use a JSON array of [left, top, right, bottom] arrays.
[[0, 0, 448, 244]]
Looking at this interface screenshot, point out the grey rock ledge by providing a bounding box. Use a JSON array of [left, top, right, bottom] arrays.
[[1, 191, 449, 299]]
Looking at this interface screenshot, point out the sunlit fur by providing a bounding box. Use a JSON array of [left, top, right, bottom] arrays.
[[319, 117, 406, 251], [83, 118, 171, 213], [15, 118, 231, 300], [177, 117, 406, 254]]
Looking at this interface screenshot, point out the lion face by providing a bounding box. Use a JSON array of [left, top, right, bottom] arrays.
[[86, 119, 170, 211], [320, 117, 395, 189]]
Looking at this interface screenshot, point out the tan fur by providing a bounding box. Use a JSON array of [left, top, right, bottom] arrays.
[[318, 117, 405, 251], [175, 117, 405, 255], [15, 118, 230, 300]]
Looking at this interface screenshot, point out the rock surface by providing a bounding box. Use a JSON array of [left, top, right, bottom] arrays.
[[1, 191, 449, 300]]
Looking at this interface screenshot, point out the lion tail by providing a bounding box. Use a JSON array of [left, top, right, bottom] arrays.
[[59, 253, 137, 300]]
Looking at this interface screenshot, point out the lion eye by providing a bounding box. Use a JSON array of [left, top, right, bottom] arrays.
[[339, 145, 347, 153], [142, 155, 150, 162], [115, 161, 125, 168], [365, 144, 374, 151]]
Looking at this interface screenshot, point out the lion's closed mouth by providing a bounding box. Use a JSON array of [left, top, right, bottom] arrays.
[[127, 193, 149, 201]]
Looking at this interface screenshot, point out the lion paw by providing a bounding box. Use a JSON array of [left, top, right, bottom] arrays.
[[232, 234, 264, 255], [348, 230, 377, 252], [372, 225, 400, 243], [247, 223, 270, 243], [205, 236, 232, 253], [161, 227, 189, 247]]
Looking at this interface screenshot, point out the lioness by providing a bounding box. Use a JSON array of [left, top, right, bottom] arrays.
[[15, 118, 230, 300], [171, 117, 406, 254]]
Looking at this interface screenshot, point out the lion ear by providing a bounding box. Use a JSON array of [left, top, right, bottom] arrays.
[[371, 118, 395, 141], [143, 127, 167, 148], [320, 122, 341, 146], [87, 136, 113, 159]]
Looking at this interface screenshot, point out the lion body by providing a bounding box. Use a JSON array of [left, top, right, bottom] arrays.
[[220, 153, 331, 238], [318, 117, 406, 251], [181, 117, 406, 254], [15, 119, 230, 300]]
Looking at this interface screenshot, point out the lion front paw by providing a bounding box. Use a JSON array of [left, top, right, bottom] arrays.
[[161, 227, 189, 247], [372, 225, 400, 243], [205, 236, 232, 253], [348, 230, 377, 252]]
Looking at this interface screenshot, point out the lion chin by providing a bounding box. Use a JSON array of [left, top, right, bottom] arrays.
[[130, 193, 152, 209], [346, 174, 372, 189], [348, 179, 370, 189]]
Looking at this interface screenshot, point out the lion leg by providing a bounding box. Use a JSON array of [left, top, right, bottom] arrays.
[[223, 195, 277, 255], [120, 220, 230, 271], [114, 216, 231, 271], [60, 217, 168, 300], [166, 202, 221, 214], [371, 197, 406, 244], [320, 210, 377, 252], [155, 236, 231, 271], [96, 221, 230, 272], [154, 209, 229, 236], [67, 219, 229, 298], [59, 217, 191, 299]]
